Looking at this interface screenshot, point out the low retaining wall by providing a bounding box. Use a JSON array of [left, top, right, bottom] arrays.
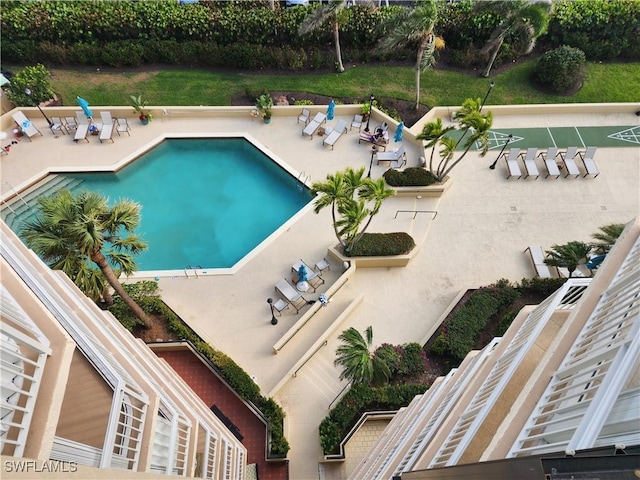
[[391, 175, 451, 198], [328, 245, 416, 269]]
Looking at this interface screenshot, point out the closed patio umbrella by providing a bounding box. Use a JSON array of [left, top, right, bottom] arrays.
[[394, 121, 404, 142], [77, 96, 92, 118], [327, 100, 335, 121]]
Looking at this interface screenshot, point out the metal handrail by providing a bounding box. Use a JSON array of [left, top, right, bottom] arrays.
[[394, 209, 438, 219], [292, 340, 328, 378]]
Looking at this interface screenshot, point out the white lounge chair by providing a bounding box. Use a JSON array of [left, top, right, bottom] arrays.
[[297, 108, 310, 125], [302, 112, 326, 138], [578, 146, 599, 177], [322, 119, 348, 150], [503, 148, 522, 179], [351, 114, 363, 131], [11, 111, 42, 141], [376, 145, 405, 164], [525, 246, 554, 278], [359, 130, 389, 151], [275, 278, 308, 313], [519, 147, 540, 179], [74, 111, 91, 143], [99, 111, 115, 143], [115, 118, 131, 136], [64, 116, 78, 132], [536, 147, 561, 179], [559, 147, 581, 178], [291, 259, 325, 292]]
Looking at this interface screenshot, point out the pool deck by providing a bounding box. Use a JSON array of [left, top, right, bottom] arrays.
[[1, 104, 639, 480]]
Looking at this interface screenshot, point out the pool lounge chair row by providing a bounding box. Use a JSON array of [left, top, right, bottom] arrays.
[[72, 111, 132, 144], [504, 147, 599, 179], [273, 258, 330, 314]]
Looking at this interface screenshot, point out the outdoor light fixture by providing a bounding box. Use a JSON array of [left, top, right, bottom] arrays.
[[267, 298, 278, 325], [490, 134, 513, 170], [367, 145, 376, 178], [24, 87, 53, 126], [480, 81, 495, 112], [364, 93, 375, 132]]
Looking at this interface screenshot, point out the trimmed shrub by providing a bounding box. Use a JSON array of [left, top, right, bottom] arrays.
[[518, 276, 567, 297], [346, 232, 416, 257], [532, 45, 586, 94], [3, 64, 55, 107], [384, 167, 438, 187], [101, 40, 145, 67], [496, 310, 519, 337], [319, 383, 427, 455]]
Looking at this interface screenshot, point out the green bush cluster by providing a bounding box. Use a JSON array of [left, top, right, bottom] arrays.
[[3, 63, 55, 106], [319, 383, 427, 455], [346, 232, 416, 257], [109, 281, 290, 457], [374, 342, 428, 379], [383, 167, 438, 187], [532, 45, 586, 94], [517, 276, 567, 298], [2, 0, 637, 68], [430, 280, 521, 361]]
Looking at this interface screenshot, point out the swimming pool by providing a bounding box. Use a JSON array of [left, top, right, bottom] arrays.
[[51, 138, 312, 273]]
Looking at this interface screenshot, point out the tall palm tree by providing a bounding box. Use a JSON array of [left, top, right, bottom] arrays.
[[416, 117, 454, 173], [376, 0, 443, 109], [430, 97, 493, 182], [544, 241, 592, 278], [21, 189, 150, 325], [334, 326, 390, 385], [475, 0, 551, 78], [591, 222, 626, 254], [298, 0, 353, 73], [311, 171, 347, 248]]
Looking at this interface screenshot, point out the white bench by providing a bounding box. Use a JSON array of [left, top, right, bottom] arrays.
[[525, 246, 554, 278]]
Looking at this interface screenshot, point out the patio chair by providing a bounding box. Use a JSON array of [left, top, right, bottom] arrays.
[[73, 112, 91, 143], [536, 147, 561, 179], [578, 146, 599, 177], [519, 147, 540, 179], [503, 148, 522, 179], [376, 145, 406, 165], [50, 116, 68, 136], [524, 246, 554, 278], [99, 111, 115, 143], [11, 111, 43, 141], [64, 116, 78, 132], [302, 112, 327, 138], [322, 119, 348, 150], [298, 107, 310, 125], [358, 130, 389, 151], [351, 114, 363, 131], [115, 118, 131, 136], [559, 147, 581, 178], [271, 298, 289, 316], [291, 259, 325, 292], [314, 258, 330, 275], [275, 278, 308, 313]]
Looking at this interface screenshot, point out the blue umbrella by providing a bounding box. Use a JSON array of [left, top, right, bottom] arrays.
[[327, 100, 335, 121], [586, 254, 606, 270], [394, 121, 404, 142], [77, 96, 92, 117]]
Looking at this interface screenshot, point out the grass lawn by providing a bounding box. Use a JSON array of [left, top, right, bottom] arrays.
[[11, 59, 640, 108]]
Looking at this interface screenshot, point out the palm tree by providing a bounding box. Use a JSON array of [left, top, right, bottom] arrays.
[[544, 241, 592, 278], [428, 97, 493, 182], [475, 0, 551, 78], [312, 167, 395, 254], [416, 117, 454, 173], [21, 189, 150, 325], [298, 0, 353, 73], [377, 0, 443, 109], [334, 326, 390, 385], [591, 223, 626, 254]]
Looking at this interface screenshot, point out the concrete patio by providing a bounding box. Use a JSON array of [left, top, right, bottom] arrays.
[[1, 102, 638, 480]]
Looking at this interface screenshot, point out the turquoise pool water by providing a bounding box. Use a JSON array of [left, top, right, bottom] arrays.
[[60, 138, 312, 271]]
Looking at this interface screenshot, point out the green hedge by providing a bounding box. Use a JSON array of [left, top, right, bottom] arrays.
[[109, 281, 290, 457], [430, 280, 521, 361], [383, 167, 437, 187], [319, 383, 427, 455], [346, 232, 416, 257]]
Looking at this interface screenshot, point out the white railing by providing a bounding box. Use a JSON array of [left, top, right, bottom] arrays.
[[509, 236, 640, 457]]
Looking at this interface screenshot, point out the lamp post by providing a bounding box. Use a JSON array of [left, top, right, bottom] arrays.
[[480, 81, 495, 112], [367, 145, 376, 178], [267, 298, 277, 325], [490, 134, 513, 169], [24, 88, 53, 127], [364, 93, 375, 132]]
